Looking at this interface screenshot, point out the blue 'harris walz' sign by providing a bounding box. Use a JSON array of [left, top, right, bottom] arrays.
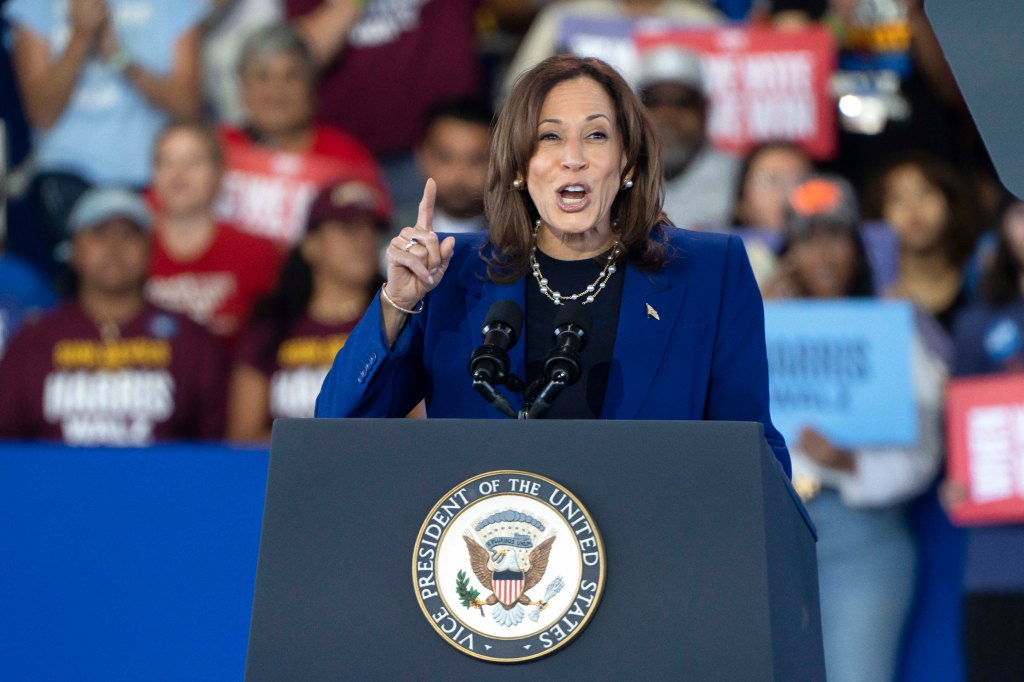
[[764, 300, 918, 448]]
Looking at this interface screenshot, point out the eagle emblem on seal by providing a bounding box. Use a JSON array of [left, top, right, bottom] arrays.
[[458, 509, 562, 627]]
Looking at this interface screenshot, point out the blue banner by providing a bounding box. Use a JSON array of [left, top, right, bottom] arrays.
[[764, 300, 917, 447]]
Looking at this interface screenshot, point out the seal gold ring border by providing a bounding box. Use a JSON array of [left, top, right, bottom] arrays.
[[411, 470, 606, 664]]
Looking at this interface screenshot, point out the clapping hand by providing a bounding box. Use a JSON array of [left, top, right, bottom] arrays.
[[71, 0, 110, 46]]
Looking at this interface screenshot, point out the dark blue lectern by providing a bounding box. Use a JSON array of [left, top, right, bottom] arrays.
[[246, 419, 824, 680]]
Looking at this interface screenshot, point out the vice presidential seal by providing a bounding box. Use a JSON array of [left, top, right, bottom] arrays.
[[412, 471, 605, 663]]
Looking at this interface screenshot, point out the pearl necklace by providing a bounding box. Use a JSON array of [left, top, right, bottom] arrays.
[[530, 240, 623, 305]]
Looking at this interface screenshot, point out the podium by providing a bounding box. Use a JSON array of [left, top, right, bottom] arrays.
[[245, 419, 824, 680]]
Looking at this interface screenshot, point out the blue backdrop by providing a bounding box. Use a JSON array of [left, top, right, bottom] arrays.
[[0, 441, 962, 681], [0, 443, 268, 681]]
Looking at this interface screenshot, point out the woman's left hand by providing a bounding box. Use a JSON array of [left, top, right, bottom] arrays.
[[799, 427, 856, 473]]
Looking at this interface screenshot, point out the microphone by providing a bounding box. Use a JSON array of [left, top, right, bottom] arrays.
[[525, 305, 590, 419], [469, 300, 524, 418]]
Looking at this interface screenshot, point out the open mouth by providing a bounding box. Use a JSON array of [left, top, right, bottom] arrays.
[[556, 183, 590, 212]]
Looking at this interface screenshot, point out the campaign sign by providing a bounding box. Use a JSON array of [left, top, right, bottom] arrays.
[[558, 15, 640, 83], [764, 300, 917, 448], [946, 375, 1024, 526], [635, 26, 837, 159]]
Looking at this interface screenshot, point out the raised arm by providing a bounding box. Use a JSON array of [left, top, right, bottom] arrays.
[[10, 0, 107, 130], [315, 179, 454, 418], [103, 24, 202, 119], [291, 0, 364, 67]]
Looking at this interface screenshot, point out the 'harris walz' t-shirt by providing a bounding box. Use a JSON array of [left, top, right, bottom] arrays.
[[235, 314, 357, 421], [0, 303, 228, 444]]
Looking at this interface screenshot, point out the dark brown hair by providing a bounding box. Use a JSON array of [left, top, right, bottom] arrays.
[[982, 197, 1024, 306], [483, 55, 668, 282], [730, 140, 813, 226], [864, 151, 980, 268]]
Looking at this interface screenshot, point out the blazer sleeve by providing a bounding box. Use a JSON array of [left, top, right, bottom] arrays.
[[705, 236, 792, 478], [314, 294, 426, 418]]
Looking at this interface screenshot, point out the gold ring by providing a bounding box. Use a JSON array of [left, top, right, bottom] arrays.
[[403, 238, 418, 252]]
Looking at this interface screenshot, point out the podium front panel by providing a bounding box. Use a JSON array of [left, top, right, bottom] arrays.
[[246, 419, 822, 680]]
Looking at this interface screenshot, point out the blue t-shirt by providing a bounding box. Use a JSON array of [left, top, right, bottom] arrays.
[[0, 253, 57, 360], [4, 0, 207, 186], [953, 300, 1024, 591]]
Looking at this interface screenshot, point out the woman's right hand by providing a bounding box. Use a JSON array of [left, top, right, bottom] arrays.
[[70, 0, 110, 44], [381, 179, 455, 342], [385, 179, 455, 309]]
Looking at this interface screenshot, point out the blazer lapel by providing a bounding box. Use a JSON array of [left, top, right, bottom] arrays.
[[601, 263, 688, 419], [460, 257, 526, 412]]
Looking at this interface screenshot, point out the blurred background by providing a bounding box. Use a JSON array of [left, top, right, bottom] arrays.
[[1, 1, 1022, 680]]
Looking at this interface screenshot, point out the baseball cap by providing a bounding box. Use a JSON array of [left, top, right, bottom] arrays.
[[306, 177, 392, 233], [67, 187, 152, 234], [784, 175, 860, 239], [635, 45, 706, 95]]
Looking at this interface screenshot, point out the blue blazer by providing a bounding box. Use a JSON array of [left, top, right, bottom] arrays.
[[316, 227, 791, 476]]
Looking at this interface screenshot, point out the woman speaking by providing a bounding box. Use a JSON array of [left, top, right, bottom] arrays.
[[315, 55, 790, 476]]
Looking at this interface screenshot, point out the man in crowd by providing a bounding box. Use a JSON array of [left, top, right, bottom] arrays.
[[0, 188, 227, 445], [637, 45, 740, 230], [408, 98, 493, 234]]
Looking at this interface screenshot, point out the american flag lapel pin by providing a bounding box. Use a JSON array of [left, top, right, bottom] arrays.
[[646, 302, 660, 320]]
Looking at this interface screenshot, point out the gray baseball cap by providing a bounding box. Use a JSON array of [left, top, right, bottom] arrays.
[[67, 188, 152, 234], [635, 45, 706, 95]]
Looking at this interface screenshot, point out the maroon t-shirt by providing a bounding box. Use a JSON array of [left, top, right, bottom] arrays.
[[0, 302, 228, 444], [236, 314, 358, 421], [285, 0, 482, 157]]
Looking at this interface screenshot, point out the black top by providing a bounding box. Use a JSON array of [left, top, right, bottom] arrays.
[[524, 247, 625, 418]]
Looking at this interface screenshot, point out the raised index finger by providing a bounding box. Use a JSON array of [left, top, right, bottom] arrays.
[[417, 178, 437, 232]]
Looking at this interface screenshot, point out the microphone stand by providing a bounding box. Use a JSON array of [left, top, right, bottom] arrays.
[[520, 371, 568, 420], [472, 370, 520, 419], [521, 321, 585, 419]]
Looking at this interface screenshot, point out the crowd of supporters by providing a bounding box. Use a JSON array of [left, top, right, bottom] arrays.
[[0, 1, 1019, 681]]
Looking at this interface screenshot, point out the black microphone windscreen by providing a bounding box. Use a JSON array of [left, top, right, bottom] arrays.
[[553, 302, 591, 334], [484, 299, 524, 337]]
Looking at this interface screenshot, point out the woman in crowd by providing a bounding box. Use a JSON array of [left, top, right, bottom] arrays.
[[867, 152, 981, 333], [314, 54, 790, 475], [146, 120, 281, 345], [948, 197, 1024, 682], [227, 178, 388, 441], [764, 175, 945, 682], [730, 141, 814, 287], [732, 141, 814, 232], [217, 22, 386, 245]]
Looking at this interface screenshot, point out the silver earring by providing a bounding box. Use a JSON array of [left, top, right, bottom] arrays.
[[512, 178, 524, 190], [623, 179, 634, 189]]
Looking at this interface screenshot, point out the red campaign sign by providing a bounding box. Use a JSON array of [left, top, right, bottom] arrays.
[[946, 374, 1024, 526], [216, 142, 379, 245], [635, 26, 837, 160]]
